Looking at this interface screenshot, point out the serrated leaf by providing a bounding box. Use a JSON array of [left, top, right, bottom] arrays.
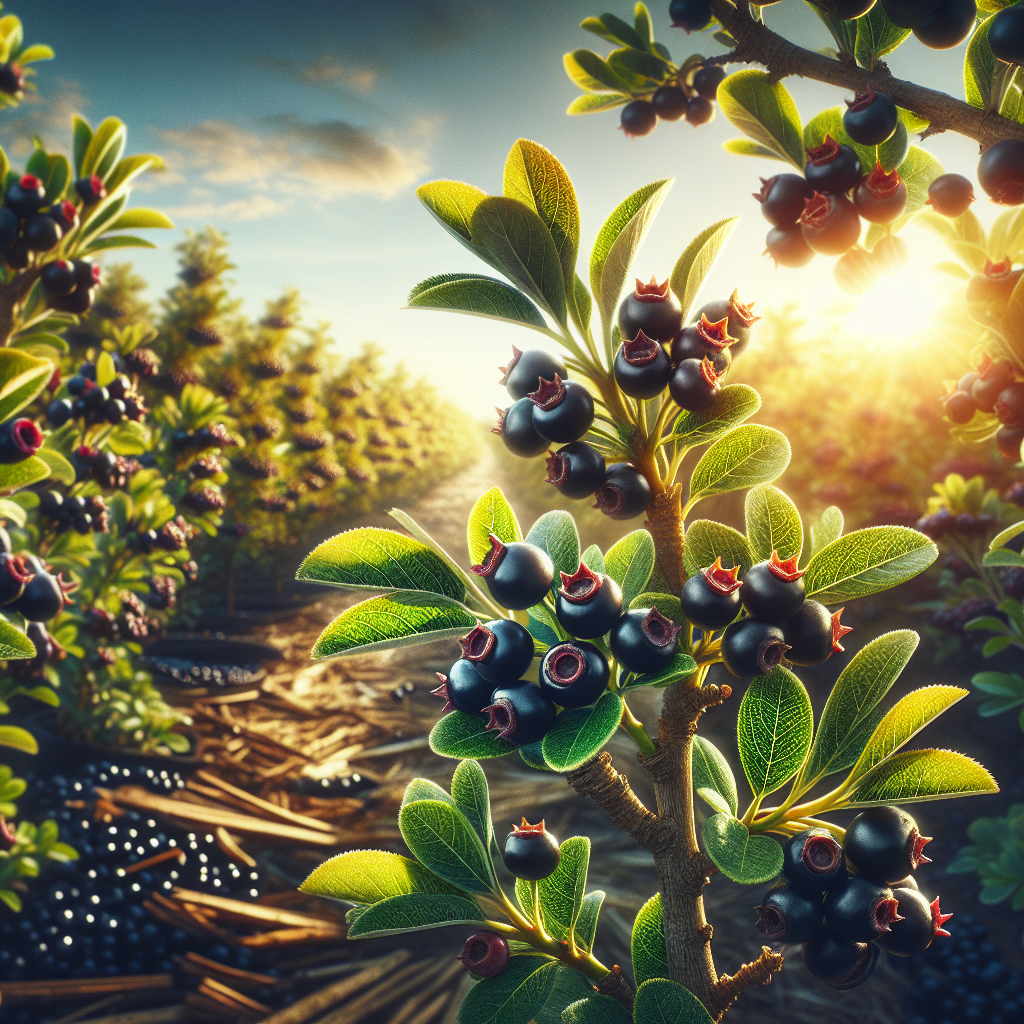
[[527, 510, 581, 588], [668, 384, 762, 451], [801, 630, 919, 786], [738, 665, 813, 798], [745, 484, 802, 563], [416, 179, 487, 246], [633, 979, 715, 1024], [456, 955, 570, 1024], [299, 849, 465, 903], [693, 736, 739, 817], [846, 749, 999, 806], [430, 712, 517, 760], [688, 425, 791, 506], [604, 529, 655, 606], [623, 651, 698, 689], [297, 527, 465, 600], [468, 486, 522, 566], [562, 994, 632, 1024], [0, 726, 38, 753], [451, 759, 493, 849], [311, 592, 477, 660], [398, 799, 495, 894], [631, 893, 667, 987], [347, 892, 484, 937], [0, 457, 50, 493], [542, 693, 623, 772], [683, 519, 754, 578], [407, 273, 550, 334], [702, 814, 783, 884], [717, 69, 805, 169], [669, 217, 740, 321], [802, 526, 937, 603], [536, 836, 590, 942], [0, 348, 53, 422], [575, 889, 605, 951]]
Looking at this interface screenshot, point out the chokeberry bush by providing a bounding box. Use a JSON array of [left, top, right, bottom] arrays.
[[296, 140, 999, 1021]]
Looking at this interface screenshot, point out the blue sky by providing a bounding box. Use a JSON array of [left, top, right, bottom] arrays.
[[10, 1, 998, 416]]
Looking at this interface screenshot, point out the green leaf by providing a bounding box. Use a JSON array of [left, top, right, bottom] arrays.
[[561, 994, 632, 1024], [575, 889, 605, 951], [854, 4, 911, 70], [965, 13, 999, 110], [533, 965, 595, 1024], [717, 69, 805, 169], [398, 798, 495, 895], [34, 447, 74, 486], [629, 592, 683, 623], [668, 385, 762, 450], [0, 726, 38, 754], [0, 348, 53, 422], [580, 13, 646, 49], [722, 138, 788, 160], [745, 483, 803, 563], [845, 685, 969, 784], [80, 235, 158, 254], [527, 510, 581, 588], [311, 592, 477, 660], [702, 814, 783, 884], [683, 520, 754, 578], [581, 543, 605, 574], [635, 3, 655, 47], [451, 759, 493, 849], [297, 527, 465, 601], [0, 617, 32, 660], [24, 686, 59, 707], [468, 486, 522, 566], [564, 49, 631, 93], [865, 145, 944, 246], [633, 979, 715, 1024], [107, 420, 150, 456], [81, 116, 126, 181], [590, 179, 673, 331], [0, 497, 26, 527], [406, 273, 550, 334], [631, 893, 667, 987], [470, 196, 568, 324], [688, 425, 791, 506], [567, 93, 629, 116], [808, 506, 844, 562], [990, 519, 1024, 550], [402, 778, 456, 809], [107, 208, 175, 231], [801, 630, 919, 786], [624, 651, 698, 689], [299, 849, 465, 903], [693, 736, 739, 817], [605, 529, 655, 606], [456, 955, 571, 1024], [0, 457, 50, 493], [430, 712, 517, 760], [802, 527, 937, 604], [96, 351, 117, 387], [536, 836, 590, 942], [347, 893, 484, 937], [877, 119, 910, 173], [416, 179, 488, 245], [542, 693, 623, 772], [16, 44, 55, 65], [738, 666, 813, 798], [0, 890, 21, 913], [669, 218, 740, 321], [846, 749, 999, 806]]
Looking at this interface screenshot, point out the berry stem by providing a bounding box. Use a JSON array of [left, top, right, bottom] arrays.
[[620, 698, 657, 756]]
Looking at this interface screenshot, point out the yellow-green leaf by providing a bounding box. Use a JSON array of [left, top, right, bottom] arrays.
[[846, 749, 999, 806], [467, 486, 522, 566], [299, 849, 465, 903], [717, 69, 805, 169]]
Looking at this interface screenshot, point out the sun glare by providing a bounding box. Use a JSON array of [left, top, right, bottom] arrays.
[[842, 260, 950, 344]]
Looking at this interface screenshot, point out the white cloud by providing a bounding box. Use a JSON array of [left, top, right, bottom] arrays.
[[162, 193, 284, 221]]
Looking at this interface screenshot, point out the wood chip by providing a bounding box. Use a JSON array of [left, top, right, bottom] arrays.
[[214, 826, 258, 867], [176, 952, 277, 989], [194, 770, 335, 833], [0, 975, 174, 1000], [171, 888, 341, 930]]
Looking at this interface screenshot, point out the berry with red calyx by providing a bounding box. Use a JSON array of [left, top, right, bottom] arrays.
[[539, 640, 610, 707], [3, 241, 29, 269], [685, 96, 715, 126], [914, 0, 978, 49], [799, 192, 862, 256], [180, 486, 225, 513], [107, 375, 132, 401], [844, 806, 932, 885], [803, 927, 879, 989], [670, 314, 734, 373], [979, 138, 1024, 204], [853, 163, 907, 224], [471, 534, 554, 610], [23, 214, 61, 252], [990, 3, 1024, 65], [755, 173, 814, 227], [49, 199, 79, 232], [824, 875, 902, 943], [458, 932, 510, 977], [721, 618, 790, 677], [5, 173, 46, 217], [996, 423, 1024, 459], [972, 355, 1016, 411], [460, 619, 535, 684], [669, 356, 723, 411], [545, 441, 605, 499], [756, 880, 823, 945], [0, 61, 25, 95], [692, 64, 727, 99], [10, 557, 74, 621], [614, 330, 673, 399], [927, 172, 975, 216], [943, 389, 975, 425], [843, 87, 898, 145], [651, 84, 688, 121], [40, 259, 77, 296], [0, 552, 33, 606], [0, 207, 18, 248], [741, 551, 806, 624], [74, 258, 101, 289], [765, 223, 815, 268], [783, 828, 847, 896], [75, 174, 107, 205], [503, 818, 561, 879], [494, 399, 549, 458], [834, 247, 882, 295], [618, 276, 684, 343], [594, 462, 651, 520], [484, 685, 557, 745], [679, 557, 742, 631], [784, 603, 852, 666], [0, 417, 43, 463], [804, 135, 863, 194], [694, 291, 760, 356], [530, 376, 595, 443], [871, 233, 910, 275], [555, 563, 624, 639], [620, 99, 657, 137], [875, 889, 952, 956], [46, 397, 73, 427], [995, 381, 1024, 426], [609, 606, 681, 674], [500, 347, 568, 401]]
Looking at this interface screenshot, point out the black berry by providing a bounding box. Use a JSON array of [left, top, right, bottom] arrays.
[[539, 640, 610, 707], [843, 87, 898, 145], [853, 164, 907, 224], [721, 618, 789, 677], [669, 356, 723, 411], [799, 192, 862, 256], [804, 135, 863, 194], [740, 551, 806, 624], [23, 214, 61, 252], [755, 173, 814, 227], [782, 828, 847, 896], [927, 172, 975, 216], [803, 926, 879, 989], [46, 398, 73, 427], [40, 260, 77, 296], [784, 602, 852, 666], [458, 932, 510, 976], [756, 880, 822, 944], [0, 417, 44, 463], [471, 534, 554, 610], [843, 806, 932, 885], [0, 208, 18, 248], [979, 138, 1024, 205], [618, 276, 684, 343], [990, 2, 1024, 64], [996, 423, 1024, 459], [943, 389, 975, 425], [484, 685, 557, 745], [0, 552, 32, 606], [679, 557, 742, 631], [823, 875, 902, 943], [545, 442, 606, 499], [614, 330, 673, 399], [972, 357, 1016, 411], [651, 85, 688, 121], [765, 224, 815, 268], [670, 314, 734, 374], [5, 174, 46, 217], [10, 557, 71, 622], [4, 241, 30, 269], [555, 563, 623, 639], [609, 607, 681, 675], [995, 381, 1024, 425], [692, 65, 727, 99], [693, 291, 759, 352], [530, 377, 595, 443], [495, 399, 550, 458], [620, 99, 657, 138], [914, 0, 978, 49], [75, 174, 107, 205], [503, 819, 560, 880], [0, 61, 25, 96], [49, 200, 79, 233], [459, 619, 535, 684], [501, 347, 567, 401], [881, 0, 934, 28], [875, 888, 952, 957], [669, 0, 713, 31], [685, 96, 715, 127], [593, 463, 651, 520]]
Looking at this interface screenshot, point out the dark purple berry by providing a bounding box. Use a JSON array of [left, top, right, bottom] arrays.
[[41, 259, 77, 296], [669, 356, 723, 411], [0, 552, 32, 606], [494, 398, 550, 458], [470, 534, 554, 610], [669, 0, 713, 32], [530, 377, 594, 444], [823, 875, 902, 943], [875, 889, 953, 957], [980, 139, 1024, 205], [432, 661, 495, 715], [679, 557, 742, 632], [484, 686, 557, 746], [804, 135, 863, 194], [23, 214, 61, 252], [972, 358, 1015, 411], [721, 618, 789, 678], [943, 389, 975, 425], [843, 87, 898, 145], [685, 96, 715, 126], [803, 927, 879, 989], [692, 65, 727, 99], [843, 806, 932, 885], [755, 174, 814, 228], [503, 819, 560, 879], [670, 314, 734, 373], [539, 640, 610, 707], [593, 462, 651, 520], [75, 174, 107, 205], [740, 552, 806, 624], [0, 417, 44, 463], [756, 880, 822, 944], [990, 3, 1024, 65], [609, 607, 681, 675], [4, 241, 29, 269], [458, 932, 510, 976], [853, 164, 907, 224], [49, 200, 79, 232], [995, 381, 1024, 426], [0, 207, 18, 248], [618, 276, 684, 343], [5, 173, 46, 217], [927, 173, 975, 217], [555, 563, 623, 639], [799, 192, 861, 256], [0, 61, 25, 96], [614, 330, 672, 399], [10, 557, 71, 622], [545, 441, 605, 500], [693, 291, 760, 352], [913, 0, 978, 50], [620, 99, 657, 138], [996, 423, 1024, 459], [765, 224, 815, 268], [784, 602, 852, 667], [46, 398, 73, 427], [500, 347, 568, 401], [881, 0, 935, 28], [651, 85, 688, 121], [782, 828, 847, 896], [459, 619, 535, 684]]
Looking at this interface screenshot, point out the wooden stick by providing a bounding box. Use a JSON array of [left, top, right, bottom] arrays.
[[197, 977, 272, 1014], [0, 975, 174, 1000], [347, 735, 430, 759], [214, 826, 258, 868], [317, 956, 448, 1024], [392, 989, 454, 1024], [190, 689, 261, 705], [171, 888, 342, 930], [52, 994, 126, 1023], [176, 952, 277, 989], [123, 847, 187, 875], [382, 959, 463, 1024], [194, 770, 335, 833], [236, 925, 342, 947]]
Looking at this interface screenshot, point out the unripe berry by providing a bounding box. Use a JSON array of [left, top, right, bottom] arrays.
[[471, 534, 554, 610], [484, 685, 557, 745], [679, 557, 742, 632], [458, 932, 510, 976], [843, 806, 932, 885], [927, 173, 975, 217], [620, 99, 657, 138], [979, 138, 1024, 205], [990, 3, 1024, 65], [618, 276, 684, 343], [721, 618, 790, 677], [609, 607, 681, 675], [692, 65, 727, 99], [545, 442, 606, 499], [756, 880, 822, 944], [804, 135, 863, 194], [783, 828, 847, 896], [740, 551, 806, 624], [669, 0, 713, 32], [459, 619, 535, 684], [530, 376, 595, 444], [803, 926, 879, 989], [670, 314, 734, 373], [765, 224, 815, 268], [555, 563, 623, 639], [503, 819, 560, 879], [784, 602, 852, 666], [494, 399, 550, 458], [593, 463, 651, 520], [875, 889, 953, 957], [651, 85, 688, 121], [913, 0, 978, 49], [853, 164, 907, 224], [669, 356, 723, 411], [539, 640, 610, 707], [614, 331, 673, 399], [755, 173, 814, 227], [685, 96, 715, 127], [799, 192, 862, 256], [501, 347, 568, 401]]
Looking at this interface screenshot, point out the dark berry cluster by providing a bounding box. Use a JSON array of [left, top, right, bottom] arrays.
[[69, 446, 142, 489], [619, 60, 726, 136], [930, 596, 999, 634], [914, 505, 995, 540], [135, 516, 192, 554], [47, 360, 146, 429], [86, 590, 162, 641], [38, 490, 109, 535], [756, 808, 949, 989], [941, 354, 1024, 460]]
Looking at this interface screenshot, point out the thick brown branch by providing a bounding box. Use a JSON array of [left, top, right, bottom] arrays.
[[645, 484, 685, 594], [565, 752, 674, 853], [595, 965, 636, 1013], [707, 946, 785, 1019], [710, 0, 1024, 148]]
